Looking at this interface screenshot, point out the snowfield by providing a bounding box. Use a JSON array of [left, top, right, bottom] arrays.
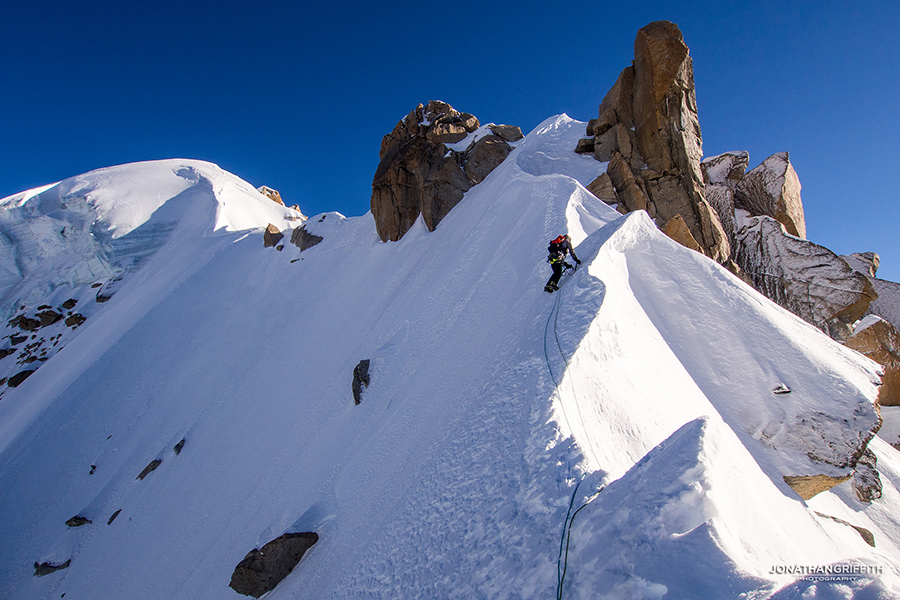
[[0, 116, 898, 599]]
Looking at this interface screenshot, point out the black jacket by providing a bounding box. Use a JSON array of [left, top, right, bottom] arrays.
[[549, 238, 579, 263]]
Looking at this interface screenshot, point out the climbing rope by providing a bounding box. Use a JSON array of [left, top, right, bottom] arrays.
[[557, 485, 604, 599], [543, 267, 602, 467], [542, 266, 604, 600]]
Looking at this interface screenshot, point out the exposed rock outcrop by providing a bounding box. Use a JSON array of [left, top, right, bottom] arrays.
[[701, 151, 749, 248], [229, 532, 319, 598], [580, 21, 730, 264], [263, 224, 284, 248], [734, 215, 877, 341], [815, 512, 876, 547], [846, 316, 900, 406], [33, 559, 71, 577], [843, 252, 900, 332], [257, 185, 285, 206], [489, 124, 524, 142], [464, 135, 512, 184], [783, 474, 852, 500], [585, 173, 619, 206], [290, 226, 323, 252], [734, 152, 806, 239], [371, 100, 518, 242], [65, 515, 92, 527], [852, 449, 883, 503], [65, 314, 86, 328], [36, 310, 62, 326], [137, 459, 162, 480], [8, 369, 36, 387], [352, 359, 370, 405]]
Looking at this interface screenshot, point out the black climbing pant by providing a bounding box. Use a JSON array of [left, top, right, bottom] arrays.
[[547, 261, 572, 289], [547, 262, 563, 288]]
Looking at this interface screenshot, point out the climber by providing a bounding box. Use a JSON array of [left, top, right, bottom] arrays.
[[544, 234, 581, 293]]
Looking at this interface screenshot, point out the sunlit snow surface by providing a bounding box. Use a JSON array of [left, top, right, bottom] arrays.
[[0, 119, 897, 599]]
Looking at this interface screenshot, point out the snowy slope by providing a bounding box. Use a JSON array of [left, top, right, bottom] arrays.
[[0, 160, 299, 421], [0, 118, 898, 599]]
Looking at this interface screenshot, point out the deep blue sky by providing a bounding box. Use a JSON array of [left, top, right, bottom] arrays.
[[2, 1, 898, 281]]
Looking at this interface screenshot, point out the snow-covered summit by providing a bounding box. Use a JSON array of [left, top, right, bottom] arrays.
[[0, 159, 300, 414], [0, 159, 299, 312], [0, 118, 897, 599]]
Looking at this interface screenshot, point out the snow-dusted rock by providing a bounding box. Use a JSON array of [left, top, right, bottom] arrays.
[[702, 151, 750, 188], [868, 278, 900, 331], [701, 151, 749, 248], [488, 124, 523, 142], [843, 252, 900, 331], [229, 532, 318, 598], [852, 449, 883, 503], [735, 151, 806, 239], [256, 185, 284, 206], [843, 252, 880, 278], [734, 214, 877, 340], [847, 316, 900, 406]]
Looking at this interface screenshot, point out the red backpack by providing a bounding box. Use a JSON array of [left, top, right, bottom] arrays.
[[548, 235, 566, 255]]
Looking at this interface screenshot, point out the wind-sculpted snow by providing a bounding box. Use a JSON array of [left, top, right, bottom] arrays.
[[0, 159, 298, 429], [564, 418, 890, 599], [0, 117, 897, 599]]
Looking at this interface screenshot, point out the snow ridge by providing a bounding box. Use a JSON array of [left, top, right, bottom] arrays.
[[0, 118, 897, 599]]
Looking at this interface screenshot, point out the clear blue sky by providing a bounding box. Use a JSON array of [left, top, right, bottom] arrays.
[[2, 0, 898, 281]]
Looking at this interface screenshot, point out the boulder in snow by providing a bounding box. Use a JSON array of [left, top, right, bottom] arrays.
[[8, 369, 36, 387], [353, 359, 370, 405], [66, 515, 92, 527], [263, 224, 284, 248], [36, 310, 63, 326], [65, 313, 86, 328], [12, 315, 41, 331], [289, 226, 323, 252], [33, 559, 71, 577], [229, 532, 319, 598], [136, 459, 162, 480]]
